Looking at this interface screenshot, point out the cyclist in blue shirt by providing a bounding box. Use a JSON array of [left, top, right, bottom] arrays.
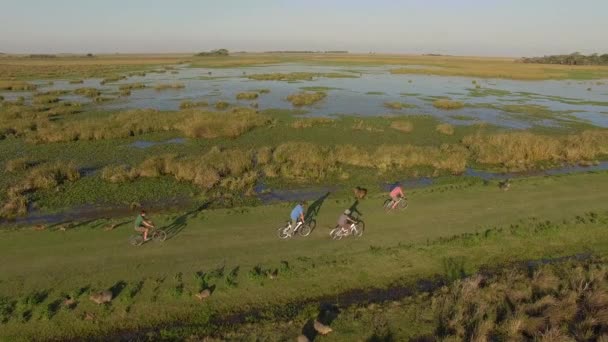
[[290, 201, 305, 236]]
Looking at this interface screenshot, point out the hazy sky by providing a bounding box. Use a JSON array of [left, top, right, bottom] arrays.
[[1, 0, 607, 57]]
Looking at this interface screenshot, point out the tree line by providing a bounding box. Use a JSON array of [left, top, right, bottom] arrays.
[[521, 52, 608, 66]]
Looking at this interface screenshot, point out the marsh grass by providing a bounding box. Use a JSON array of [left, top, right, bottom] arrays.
[[154, 83, 185, 91], [100, 76, 127, 85], [74, 87, 101, 98], [215, 101, 230, 110], [384, 101, 415, 110], [390, 120, 414, 133], [4, 158, 34, 173], [463, 130, 608, 171], [118, 83, 146, 91], [286, 91, 326, 106], [436, 123, 455, 135], [32, 95, 60, 105], [68, 80, 84, 84], [1, 162, 80, 218], [291, 117, 335, 129], [236, 92, 259, 100], [0, 81, 37, 91], [179, 100, 208, 109], [248, 72, 356, 82], [433, 99, 465, 110]]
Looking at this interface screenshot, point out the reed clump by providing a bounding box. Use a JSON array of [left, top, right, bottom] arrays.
[[433, 99, 465, 110], [154, 83, 185, 91], [286, 91, 327, 106], [176, 109, 271, 139], [463, 130, 608, 171], [427, 259, 608, 341], [1, 162, 80, 218], [236, 92, 259, 100]]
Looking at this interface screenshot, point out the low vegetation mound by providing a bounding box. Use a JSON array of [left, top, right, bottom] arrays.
[[433, 99, 465, 110], [236, 92, 259, 100], [286, 91, 327, 106]]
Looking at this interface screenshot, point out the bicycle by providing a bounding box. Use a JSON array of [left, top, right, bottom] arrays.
[[129, 226, 167, 246], [329, 219, 365, 240], [383, 197, 408, 212], [277, 218, 316, 239]]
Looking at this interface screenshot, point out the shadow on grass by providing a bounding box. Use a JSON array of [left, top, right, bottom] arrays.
[[305, 192, 330, 223], [162, 202, 210, 240]]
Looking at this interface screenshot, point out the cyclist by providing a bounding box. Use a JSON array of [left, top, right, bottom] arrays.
[[289, 201, 305, 236], [134, 210, 155, 241], [338, 209, 357, 233], [389, 182, 405, 209]]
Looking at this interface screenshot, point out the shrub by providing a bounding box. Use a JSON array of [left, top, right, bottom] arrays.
[[433, 99, 465, 110], [436, 123, 455, 135], [236, 92, 259, 100], [286, 91, 327, 106], [390, 120, 414, 133]]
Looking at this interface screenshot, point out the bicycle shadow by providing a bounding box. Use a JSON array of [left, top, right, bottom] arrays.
[[304, 192, 330, 224], [161, 202, 210, 240]]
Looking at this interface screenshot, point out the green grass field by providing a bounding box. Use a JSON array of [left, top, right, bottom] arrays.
[[1, 171, 607, 340]]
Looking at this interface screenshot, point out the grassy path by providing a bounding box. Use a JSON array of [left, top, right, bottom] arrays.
[[1, 172, 608, 340]]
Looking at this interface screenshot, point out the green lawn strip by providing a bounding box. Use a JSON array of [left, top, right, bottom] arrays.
[[0, 172, 607, 339]]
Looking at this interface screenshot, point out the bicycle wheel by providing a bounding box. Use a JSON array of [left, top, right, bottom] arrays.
[[398, 199, 408, 210], [152, 230, 167, 242], [129, 234, 144, 246], [277, 225, 290, 239], [298, 224, 312, 237], [329, 228, 343, 240], [383, 199, 393, 212], [353, 221, 365, 237]]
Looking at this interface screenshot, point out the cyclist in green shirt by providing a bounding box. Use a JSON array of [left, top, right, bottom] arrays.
[[134, 210, 154, 241]]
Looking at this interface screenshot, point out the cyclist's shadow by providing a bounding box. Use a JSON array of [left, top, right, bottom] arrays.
[[162, 202, 210, 240], [304, 192, 330, 225]]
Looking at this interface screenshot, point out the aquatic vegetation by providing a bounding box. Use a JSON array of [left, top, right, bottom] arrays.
[[463, 129, 608, 171], [215, 101, 230, 110], [467, 87, 512, 97], [384, 101, 414, 110], [154, 83, 185, 91], [436, 123, 455, 135], [68, 79, 84, 84], [291, 117, 334, 129], [118, 83, 147, 91], [179, 100, 208, 109], [286, 91, 327, 106], [366, 91, 385, 95], [248, 72, 357, 81], [74, 87, 101, 98], [300, 86, 340, 91], [100, 76, 126, 85], [351, 119, 384, 132], [175, 109, 271, 139], [0, 80, 37, 91], [1, 162, 80, 218], [235, 92, 259, 100], [32, 95, 60, 105], [433, 99, 465, 110], [390, 120, 414, 133]]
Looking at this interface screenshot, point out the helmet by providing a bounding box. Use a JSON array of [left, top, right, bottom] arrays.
[[344, 209, 351, 215]]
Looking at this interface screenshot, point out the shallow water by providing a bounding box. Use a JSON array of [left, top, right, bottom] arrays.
[[4, 63, 608, 129], [130, 138, 186, 149]]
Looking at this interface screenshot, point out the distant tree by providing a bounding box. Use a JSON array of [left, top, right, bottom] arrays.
[[196, 49, 229, 57], [521, 52, 608, 66]]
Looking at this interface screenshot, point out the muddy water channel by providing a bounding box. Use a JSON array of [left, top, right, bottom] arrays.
[[4, 63, 608, 129]]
